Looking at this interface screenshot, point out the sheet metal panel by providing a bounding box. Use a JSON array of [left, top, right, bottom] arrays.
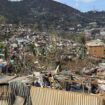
[[30, 87, 104, 105]]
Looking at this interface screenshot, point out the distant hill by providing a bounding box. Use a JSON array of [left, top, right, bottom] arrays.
[[0, 0, 105, 31], [84, 11, 105, 26]]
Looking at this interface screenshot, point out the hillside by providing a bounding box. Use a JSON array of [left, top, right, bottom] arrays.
[[0, 0, 105, 31], [0, 0, 89, 31], [84, 11, 105, 26]]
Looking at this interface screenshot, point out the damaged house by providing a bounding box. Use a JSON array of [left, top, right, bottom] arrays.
[[86, 39, 105, 58]]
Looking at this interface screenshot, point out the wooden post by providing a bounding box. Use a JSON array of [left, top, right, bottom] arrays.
[[82, 80, 85, 93], [88, 78, 91, 94]]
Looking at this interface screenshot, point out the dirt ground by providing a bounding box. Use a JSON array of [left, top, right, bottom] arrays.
[[62, 58, 95, 70]]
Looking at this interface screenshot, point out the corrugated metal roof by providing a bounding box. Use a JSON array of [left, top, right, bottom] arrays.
[[30, 87, 104, 105], [86, 39, 105, 47]]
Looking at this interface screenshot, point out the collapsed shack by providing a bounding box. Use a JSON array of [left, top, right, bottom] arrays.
[[9, 81, 31, 105], [0, 76, 16, 105], [1, 73, 105, 105], [0, 75, 32, 105], [32, 70, 105, 95], [0, 84, 9, 105]]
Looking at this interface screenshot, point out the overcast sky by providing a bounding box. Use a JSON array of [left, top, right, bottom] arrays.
[[10, 0, 105, 12]]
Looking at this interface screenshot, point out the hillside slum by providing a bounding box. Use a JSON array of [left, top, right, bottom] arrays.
[[0, 28, 105, 104]]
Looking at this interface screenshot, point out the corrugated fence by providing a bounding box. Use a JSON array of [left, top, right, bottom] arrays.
[[30, 87, 105, 105], [0, 85, 9, 105]]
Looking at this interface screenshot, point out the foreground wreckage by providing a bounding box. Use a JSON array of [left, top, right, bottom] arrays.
[[1, 69, 105, 105]]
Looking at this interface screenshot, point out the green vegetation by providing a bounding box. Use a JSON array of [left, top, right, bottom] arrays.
[[77, 33, 86, 44], [0, 15, 6, 24], [28, 43, 36, 56], [0, 42, 5, 49], [61, 32, 86, 44]]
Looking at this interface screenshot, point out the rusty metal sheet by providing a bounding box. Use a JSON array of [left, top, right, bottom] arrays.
[[30, 87, 104, 105]]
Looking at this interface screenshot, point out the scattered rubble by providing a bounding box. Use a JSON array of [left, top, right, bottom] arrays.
[[0, 27, 105, 104]]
